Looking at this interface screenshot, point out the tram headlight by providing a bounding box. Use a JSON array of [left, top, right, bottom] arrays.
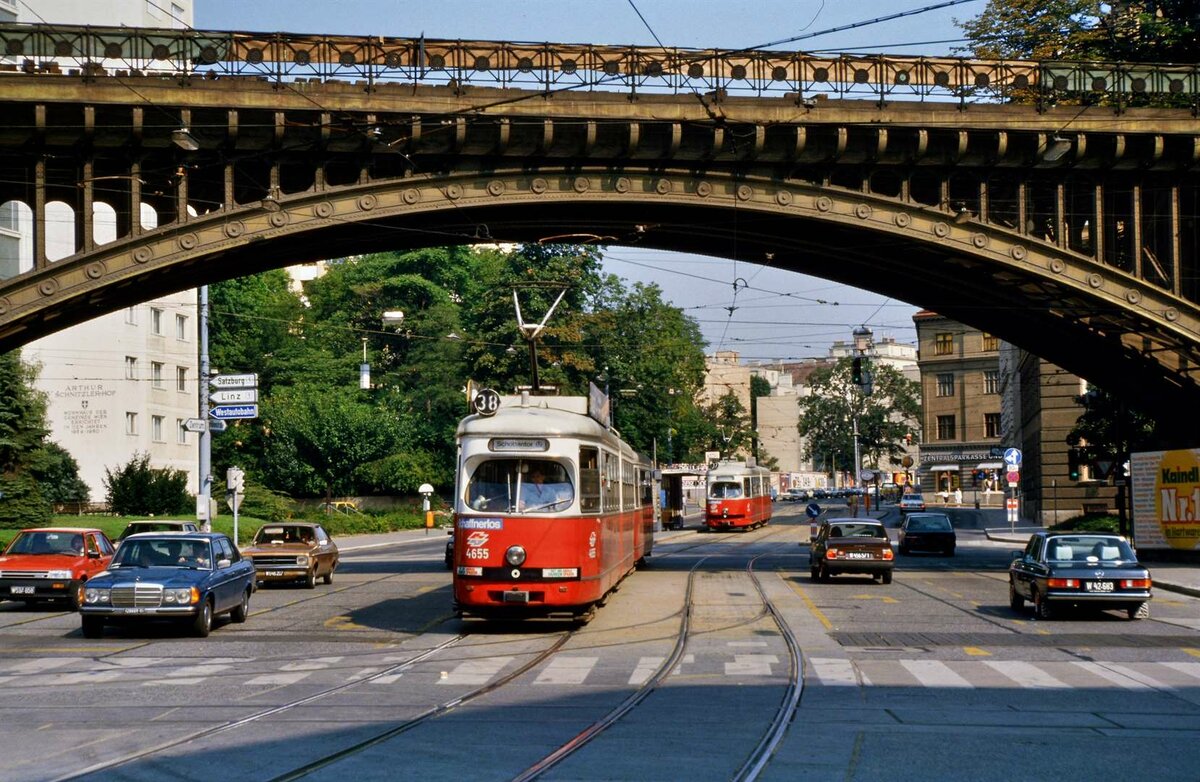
[[505, 545, 527, 566]]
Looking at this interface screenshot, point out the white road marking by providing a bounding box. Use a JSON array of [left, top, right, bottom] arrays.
[[535, 657, 598, 685], [671, 653, 695, 675], [1072, 661, 1154, 690], [281, 656, 343, 671], [1162, 662, 1200, 681], [0, 657, 84, 674], [245, 671, 314, 686], [984, 660, 1070, 689], [725, 654, 779, 676], [629, 657, 663, 686], [727, 641, 769, 647], [808, 658, 862, 687], [900, 660, 974, 689], [439, 657, 513, 686]]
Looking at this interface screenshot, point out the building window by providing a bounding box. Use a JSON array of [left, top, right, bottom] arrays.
[[151, 415, 164, 442], [176, 366, 188, 392], [125, 412, 138, 435], [125, 306, 137, 325], [984, 370, 1000, 395], [936, 373, 955, 397], [176, 314, 188, 340], [177, 418, 188, 444], [934, 332, 953, 355], [984, 413, 1002, 438], [936, 415, 956, 440], [151, 362, 164, 388], [125, 356, 137, 380], [151, 307, 163, 335], [981, 333, 999, 352]]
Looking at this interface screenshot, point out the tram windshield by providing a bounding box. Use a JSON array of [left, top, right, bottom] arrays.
[[466, 459, 574, 513], [709, 481, 743, 499]]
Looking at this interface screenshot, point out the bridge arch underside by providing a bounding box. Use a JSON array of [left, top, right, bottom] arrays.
[[1, 175, 1198, 436]]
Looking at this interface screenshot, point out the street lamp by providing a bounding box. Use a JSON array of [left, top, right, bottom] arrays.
[[851, 325, 874, 516]]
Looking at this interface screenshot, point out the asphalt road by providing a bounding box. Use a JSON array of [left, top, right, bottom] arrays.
[[2, 504, 1199, 781]]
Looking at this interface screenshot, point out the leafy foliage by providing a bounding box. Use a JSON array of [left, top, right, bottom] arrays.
[[797, 358, 921, 475], [1066, 385, 1166, 470], [33, 443, 90, 504], [104, 452, 191, 516], [0, 352, 53, 526]]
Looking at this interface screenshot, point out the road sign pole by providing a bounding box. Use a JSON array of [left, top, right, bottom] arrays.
[[198, 285, 212, 532]]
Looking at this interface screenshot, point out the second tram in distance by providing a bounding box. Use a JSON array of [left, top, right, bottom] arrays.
[[451, 390, 653, 622], [705, 459, 773, 531]]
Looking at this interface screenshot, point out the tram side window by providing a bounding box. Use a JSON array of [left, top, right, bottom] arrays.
[[603, 451, 620, 512], [622, 459, 635, 511], [743, 478, 752, 497], [641, 469, 653, 506], [580, 447, 601, 513]]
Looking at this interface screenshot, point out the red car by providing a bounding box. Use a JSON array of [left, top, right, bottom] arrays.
[[0, 527, 115, 609]]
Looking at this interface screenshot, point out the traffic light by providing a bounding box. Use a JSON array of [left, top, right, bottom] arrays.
[[851, 357, 863, 385], [1067, 449, 1080, 481]]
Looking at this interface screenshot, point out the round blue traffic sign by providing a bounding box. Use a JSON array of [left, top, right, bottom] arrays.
[[805, 502, 821, 519], [1003, 447, 1022, 468]]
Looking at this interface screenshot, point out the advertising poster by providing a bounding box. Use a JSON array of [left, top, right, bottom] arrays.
[[1131, 448, 1200, 550]]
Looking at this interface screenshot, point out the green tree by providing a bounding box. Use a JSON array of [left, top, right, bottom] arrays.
[[797, 358, 921, 477], [33, 442, 89, 505], [104, 452, 191, 516], [261, 387, 405, 501], [0, 352, 52, 527], [1066, 385, 1165, 470]]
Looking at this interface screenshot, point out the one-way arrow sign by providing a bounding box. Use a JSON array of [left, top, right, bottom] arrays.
[[210, 404, 258, 420]]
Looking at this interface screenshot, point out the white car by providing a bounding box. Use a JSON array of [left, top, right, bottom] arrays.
[[898, 493, 926, 514]]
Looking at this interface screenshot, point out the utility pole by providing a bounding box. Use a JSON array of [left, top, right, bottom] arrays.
[[198, 284, 211, 531]]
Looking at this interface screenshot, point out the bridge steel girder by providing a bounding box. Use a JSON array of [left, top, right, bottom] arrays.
[[0, 78, 1199, 433], [1, 168, 1198, 427]]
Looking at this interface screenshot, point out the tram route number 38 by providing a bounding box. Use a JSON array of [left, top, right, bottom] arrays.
[[473, 389, 501, 416]]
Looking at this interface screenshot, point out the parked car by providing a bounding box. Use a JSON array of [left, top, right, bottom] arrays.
[[898, 493, 926, 514], [0, 527, 114, 609], [1009, 532, 1151, 620], [781, 489, 808, 502], [808, 517, 894, 584], [79, 532, 256, 637], [117, 520, 200, 541], [898, 513, 957, 555], [240, 522, 338, 588]]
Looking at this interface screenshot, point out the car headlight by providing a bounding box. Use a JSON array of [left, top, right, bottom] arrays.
[[47, 570, 73, 579], [164, 587, 194, 604], [505, 546, 527, 566], [84, 588, 110, 604], [297, 555, 310, 566]]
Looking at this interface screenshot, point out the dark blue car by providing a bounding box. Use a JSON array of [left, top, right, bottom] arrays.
[[79, 532, 256, 638]]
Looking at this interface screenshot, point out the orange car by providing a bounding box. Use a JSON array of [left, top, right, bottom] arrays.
[[240, 522, 338, 588], [0, 527, 115, 609]]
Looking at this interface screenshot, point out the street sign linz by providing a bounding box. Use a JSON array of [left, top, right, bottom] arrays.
[[210, 389, 258, 405], [210, 404, 258, 420], [210, 373, 258, 389]]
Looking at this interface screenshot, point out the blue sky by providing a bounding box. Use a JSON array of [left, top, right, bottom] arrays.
[[197, 0, 988, 359]]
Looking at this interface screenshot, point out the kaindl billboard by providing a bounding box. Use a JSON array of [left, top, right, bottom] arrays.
[[1131, 449, 1200, 550]]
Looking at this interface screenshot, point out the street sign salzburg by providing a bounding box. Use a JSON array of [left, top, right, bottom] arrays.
[[210, 404, 258, 420], [210, 389, 258, 405], [183, 418, 207, 433], [210, 373, 258, 389]]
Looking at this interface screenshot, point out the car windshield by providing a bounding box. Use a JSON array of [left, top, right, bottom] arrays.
[[255, 526, 314, 545], [902, 495, 924, 503], [1045, 536, 1136, 564], [829, 523, 886, 538], [466, 459, 574, 513], [4, 531, 85, 556], [906, 516, 952, 531], [111, 538, 212, 569], [709, 481, 743, 499], [121, 523, 186, 537]]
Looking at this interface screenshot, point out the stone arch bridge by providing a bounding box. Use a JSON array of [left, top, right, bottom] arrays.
[[0, 24, 1198, 432]]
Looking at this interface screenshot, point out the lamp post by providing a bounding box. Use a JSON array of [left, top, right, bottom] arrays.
[[851, 325, 874, 516]]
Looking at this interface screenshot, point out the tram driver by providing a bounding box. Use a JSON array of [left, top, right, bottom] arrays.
[[519, 463, 573, 512]]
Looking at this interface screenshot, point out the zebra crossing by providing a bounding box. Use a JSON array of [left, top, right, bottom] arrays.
[[1, 649, 1198, 694]]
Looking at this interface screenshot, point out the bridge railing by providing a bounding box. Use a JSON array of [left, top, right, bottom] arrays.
[[2, 23, 1197, 105]]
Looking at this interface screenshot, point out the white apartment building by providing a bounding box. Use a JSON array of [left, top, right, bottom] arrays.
[[5, 1, 198, 501]]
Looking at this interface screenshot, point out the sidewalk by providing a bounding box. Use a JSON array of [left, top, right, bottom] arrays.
[[985, 527, 1200, 599]]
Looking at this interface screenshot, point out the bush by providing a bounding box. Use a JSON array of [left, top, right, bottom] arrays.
[[299, 508, 428, 535], [104, 452, 191, 516], [1049, 513, 1120, 533], [0, 474, 51, 529], [34, 443, 89, 504]]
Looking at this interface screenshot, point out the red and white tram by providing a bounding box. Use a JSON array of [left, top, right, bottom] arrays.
[[452, 390, 654, 621], [705, 459, 773, 530]]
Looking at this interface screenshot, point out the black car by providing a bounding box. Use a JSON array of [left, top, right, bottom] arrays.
[[898, 512, 956, 555], [1009, 532, 1151, 620], [79, 532, 257, 638], [808, 517, 895, 584]]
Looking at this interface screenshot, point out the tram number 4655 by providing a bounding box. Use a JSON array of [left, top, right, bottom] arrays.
[[465, 548, 490, 560], [473, 388, 501, 416]]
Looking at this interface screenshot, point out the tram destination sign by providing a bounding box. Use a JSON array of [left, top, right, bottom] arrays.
[[489, 438, 549, 452]]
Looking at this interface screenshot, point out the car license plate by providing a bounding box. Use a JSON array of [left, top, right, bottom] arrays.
[[846, 552, 872, 559], [11, 586, 35, 595], [121, 607, 148, 614], [502, 590, 529, 603], [263, 571, 284, 577], [1085, 581, 1114, 592]]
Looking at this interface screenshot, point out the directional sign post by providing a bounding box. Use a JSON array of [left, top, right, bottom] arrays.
[[1003, 448, 1023, 469], [210, 373, 258, 390], [183, 418, 207, 433], [210, 404, 259, 420], [208, 419, 227, 433], [210, 389, 258, 405]]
